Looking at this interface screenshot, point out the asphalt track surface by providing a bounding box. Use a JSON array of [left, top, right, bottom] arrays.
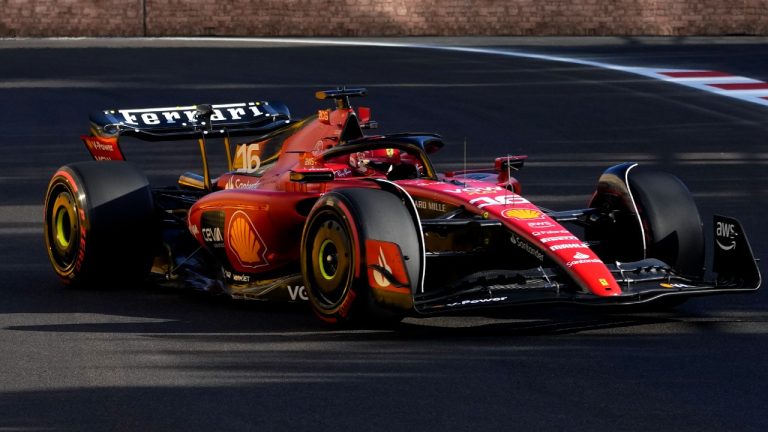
[[1, 38, 767, 431]]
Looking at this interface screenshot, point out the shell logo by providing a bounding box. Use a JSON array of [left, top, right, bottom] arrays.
[[228, 210, 268, 268], [372, 247, 392, 288], [365, 240, 411, 296], [501, 208, 542, 220]]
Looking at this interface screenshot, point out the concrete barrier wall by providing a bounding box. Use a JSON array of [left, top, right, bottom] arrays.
[[2, 0, 766, 37]]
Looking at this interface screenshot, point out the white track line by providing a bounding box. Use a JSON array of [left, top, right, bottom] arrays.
[[13, 37, 768, 108], [418, 45, 768, 108], [167, 37, 768, 108]]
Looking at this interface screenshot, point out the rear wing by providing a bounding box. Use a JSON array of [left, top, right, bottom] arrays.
[[82, 101, 294, 190], [89, 101, 292, 140]]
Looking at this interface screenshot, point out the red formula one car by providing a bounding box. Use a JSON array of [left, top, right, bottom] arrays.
[[44, 88, 761, 324]]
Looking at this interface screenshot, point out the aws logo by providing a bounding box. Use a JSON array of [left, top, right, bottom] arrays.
[[716, 221, 738, 251]]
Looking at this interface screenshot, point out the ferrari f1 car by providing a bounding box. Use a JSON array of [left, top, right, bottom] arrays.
[[44, 88, 761, 324]]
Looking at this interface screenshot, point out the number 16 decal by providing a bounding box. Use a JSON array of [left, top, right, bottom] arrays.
[[235, 143, 261, 173]]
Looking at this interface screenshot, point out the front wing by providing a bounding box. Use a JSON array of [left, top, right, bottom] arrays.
[[412, 215, 761, 314]]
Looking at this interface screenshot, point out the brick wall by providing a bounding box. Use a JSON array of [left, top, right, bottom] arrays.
[[2, 0, 766, 37], [1, 0, 143, 37]]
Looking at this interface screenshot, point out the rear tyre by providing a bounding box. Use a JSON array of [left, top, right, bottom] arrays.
[[43, 162, 157, 288]]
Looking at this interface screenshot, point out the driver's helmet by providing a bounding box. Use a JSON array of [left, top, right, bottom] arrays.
[[349, 148, 400, 175]]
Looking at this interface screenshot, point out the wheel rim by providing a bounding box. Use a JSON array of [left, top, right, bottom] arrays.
[[46, 184, 80, 271], [308, 216, 353, 307], [317, 239, 339, 281]]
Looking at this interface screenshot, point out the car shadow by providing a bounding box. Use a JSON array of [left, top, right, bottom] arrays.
[[1, 246, 760, 340]]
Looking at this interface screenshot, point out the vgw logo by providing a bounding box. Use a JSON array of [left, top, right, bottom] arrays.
[[716, 221, 737, 251], [287, 285, 308, 301]]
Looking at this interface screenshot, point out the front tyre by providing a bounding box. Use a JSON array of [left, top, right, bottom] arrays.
[[588, 164, 704, 279], [301, 188, 421, 326], [302, 207, 358, 323], [43, 162, 156, 288]]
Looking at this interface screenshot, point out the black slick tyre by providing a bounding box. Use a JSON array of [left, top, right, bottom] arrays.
[[627, 168, 705, 279], [301, 188, 419, 326], [43, 161, 157, 288], [588, 165, 705, 279]]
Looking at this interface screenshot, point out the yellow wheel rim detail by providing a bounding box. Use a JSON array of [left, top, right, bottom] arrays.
[[55, 207, 71, 248], [49, 190, 78, 260], [318, 239, 336, 281]]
